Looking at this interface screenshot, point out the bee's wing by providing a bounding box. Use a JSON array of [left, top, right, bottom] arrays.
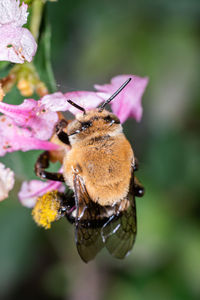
[[73, 174, 105, 263], [75, 225, 105, 263], [102, 191, 137, 259], [73, 173, 137, 261]]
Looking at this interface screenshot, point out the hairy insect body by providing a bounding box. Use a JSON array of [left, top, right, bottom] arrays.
[[34, 78, 145, 262], [64, 130, 133, 207]]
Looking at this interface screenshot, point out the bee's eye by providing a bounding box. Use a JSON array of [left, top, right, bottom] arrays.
[[81, 121, 92, 130], [104, 115, 120, 124], [104, 116, 112, 123]]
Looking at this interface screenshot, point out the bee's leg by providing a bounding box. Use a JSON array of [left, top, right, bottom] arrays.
[[132, 158, 144, 196], [35, 151, 65, 182], [55, 119, 70, 145], [32, 190, 76, 228], [60, 191, 76, 220], [133, 176, 144, 197], [133, 157, 139, 171]]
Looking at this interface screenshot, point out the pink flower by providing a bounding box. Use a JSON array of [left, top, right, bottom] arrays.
[[18, 179, 65, 208], [0, 74, 148, 204], [0, 74, 148, 153], [0, 91, 104, 142], [41, 91, 104, 114], [95, 74, 149, 123], [0, 96, 65, 156], [0, 115, 59, 156], [0, 0, 37, 63], [0, 98, 59, 140]]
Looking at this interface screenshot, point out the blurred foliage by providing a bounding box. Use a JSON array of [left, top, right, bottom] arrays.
[[0, 0, 200, 299]]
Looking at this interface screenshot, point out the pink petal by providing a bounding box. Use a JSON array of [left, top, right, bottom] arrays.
[[0, 115, 60, 156], [0, 98, 36, 121], [64, 91, 103, 114], [18, 179, 65, 208], [41, 91, 103, 115], [41, 92, 71, 111], [95, 74, 148, 123], [0, 162, 15, 201], [0, 25, 37, 63], [0, 0, 28, 27], [0, 99, 58, 140]]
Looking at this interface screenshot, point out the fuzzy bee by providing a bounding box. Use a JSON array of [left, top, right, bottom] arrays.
[[35, 78, 144, 262]]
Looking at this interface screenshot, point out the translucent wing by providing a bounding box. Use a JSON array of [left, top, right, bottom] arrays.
[[75, 225, 105, 263], [73, 173, 137, 262], [102, 191, 137, 259], [73, 174, 105, 263]]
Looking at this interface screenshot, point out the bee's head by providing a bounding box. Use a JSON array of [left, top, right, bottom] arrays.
[[66, 78, 131, 144], [67, 109, 122, 144]]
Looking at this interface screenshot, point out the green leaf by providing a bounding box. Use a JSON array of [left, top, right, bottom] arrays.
[[0, 62, 11, 74], [34, 11, 56, 93], [0, 61, 10, 70]]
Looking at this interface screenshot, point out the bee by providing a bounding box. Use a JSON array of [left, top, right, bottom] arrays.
[[35, 78, 144, 262]]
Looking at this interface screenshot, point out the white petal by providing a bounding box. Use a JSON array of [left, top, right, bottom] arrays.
[[0, 0, 28, 27], [0, 162, 15, 201], [0, 25, 37, 63]]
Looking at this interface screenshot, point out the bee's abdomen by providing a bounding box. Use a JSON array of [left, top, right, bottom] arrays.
[[64, 134, 134, 207], [82, 137, 133, 206]]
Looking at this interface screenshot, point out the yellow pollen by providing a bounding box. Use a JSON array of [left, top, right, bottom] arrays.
[[32, 191, 62, 229]]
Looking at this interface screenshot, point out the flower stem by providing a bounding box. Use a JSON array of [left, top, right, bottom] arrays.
[[30, 0, 46, 42]]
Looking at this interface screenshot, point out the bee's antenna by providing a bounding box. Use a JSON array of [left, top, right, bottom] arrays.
[[98, 77, 132, 112], [67, 100, 86, 115]]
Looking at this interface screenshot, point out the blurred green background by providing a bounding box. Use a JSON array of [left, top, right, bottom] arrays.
[[0, 0, 200, 299]]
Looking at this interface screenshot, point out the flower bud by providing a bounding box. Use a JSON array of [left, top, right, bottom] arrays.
[[17, 78, 34, 97], [36, 81, 48, 97], [0, 85, 4, 101]]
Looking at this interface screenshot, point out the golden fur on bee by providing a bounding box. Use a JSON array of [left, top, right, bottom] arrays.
[[35, 78, 143, 262], [59, 109, 135, 207]]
